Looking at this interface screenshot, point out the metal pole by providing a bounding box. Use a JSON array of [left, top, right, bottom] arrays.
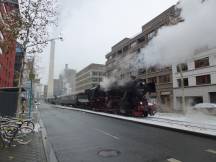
[[178, 64, 186, 114], [29, 79, 32, 119]]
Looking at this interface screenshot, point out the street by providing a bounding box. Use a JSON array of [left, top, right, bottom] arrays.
[[39, 104, 216, 162]]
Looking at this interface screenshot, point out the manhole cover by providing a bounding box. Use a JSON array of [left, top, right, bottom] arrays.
[[97, 149, 121, 158]]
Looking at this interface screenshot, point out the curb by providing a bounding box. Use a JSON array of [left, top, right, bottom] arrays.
[[54, 105, 216, 139], [38, 111, 59, 162]]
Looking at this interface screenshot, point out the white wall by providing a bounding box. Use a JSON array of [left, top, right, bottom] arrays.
[[172, 48, 216, 111]]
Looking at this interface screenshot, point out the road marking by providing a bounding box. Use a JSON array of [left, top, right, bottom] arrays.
[[167, 158, 182, 162], [206, 149, 216, 154], [94, 128, 119, 140]]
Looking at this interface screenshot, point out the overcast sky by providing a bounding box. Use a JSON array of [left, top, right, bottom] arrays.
[[38, 0, 178, 84]]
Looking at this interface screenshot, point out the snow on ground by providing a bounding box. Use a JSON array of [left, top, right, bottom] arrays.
[[34, 123, 41, 132], [54, 105, 216, 137]]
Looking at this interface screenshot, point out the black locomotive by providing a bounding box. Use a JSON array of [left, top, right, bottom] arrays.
[[47, 78, 157, 117]]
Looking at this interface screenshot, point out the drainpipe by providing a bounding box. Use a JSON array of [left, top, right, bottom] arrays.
[[178, 64, 186, 114]]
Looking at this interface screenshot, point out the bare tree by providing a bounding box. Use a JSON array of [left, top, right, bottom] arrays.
[[0, 0, 57, 114]]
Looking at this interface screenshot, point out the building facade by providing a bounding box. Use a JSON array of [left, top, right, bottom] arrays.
[[13, 43, 24, 86], [76, 63, 105, 94], [0, 0, 19, 88], [62, 64, 76, 95], [53, 78, 62, 97], [105, 6, 180, 112], [172, 47, 216, 111]]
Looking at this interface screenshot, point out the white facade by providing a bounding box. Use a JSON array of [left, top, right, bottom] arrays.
[[47, 40, 55, 98], [172, 48, 216, 111], [76, 64, 105, 94]]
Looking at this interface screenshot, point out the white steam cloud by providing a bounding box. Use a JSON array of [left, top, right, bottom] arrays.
[[101, 0, 216, 90], [137, 0, 216, 67]]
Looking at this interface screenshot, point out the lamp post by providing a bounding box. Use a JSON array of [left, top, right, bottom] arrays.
[[178, 64, 186, 114]]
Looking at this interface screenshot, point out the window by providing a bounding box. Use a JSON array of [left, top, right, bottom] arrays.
[[209, 92, 216, 103], [196, 75, 211, 85], [148, 30, 156, 40], [195, 57, 209, 69], [136, 48, 141, 54], [177, 78, 189, 87], [117, 50, 122, 54], [138, 68, 146, 75], [148, 77, 157, 83], [123, 45, 129, 52], [137, 37, 145, 43], [92, 78, 97, 82], [92, 72, 97, 76], [148, 66, 157, 73], [159, 75, 171, 83], [177, 63, 188, 72]]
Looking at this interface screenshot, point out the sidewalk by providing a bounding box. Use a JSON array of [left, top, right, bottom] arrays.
[[0, 111, 47, 162]]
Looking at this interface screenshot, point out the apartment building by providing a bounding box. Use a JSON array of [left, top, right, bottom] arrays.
[[105, 6, 180, 112], [76, 64, 105, 94], [172, 47, 216, 111], [0, 0, 19, 87]]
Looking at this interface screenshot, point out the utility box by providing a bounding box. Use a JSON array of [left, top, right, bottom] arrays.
[[0, 88, 24, 117]]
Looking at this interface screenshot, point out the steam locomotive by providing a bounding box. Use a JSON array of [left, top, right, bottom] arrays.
[[47, 79, 157, 117]]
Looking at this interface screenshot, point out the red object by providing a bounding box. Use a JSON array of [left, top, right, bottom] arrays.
[[0, 1, 18, 88]]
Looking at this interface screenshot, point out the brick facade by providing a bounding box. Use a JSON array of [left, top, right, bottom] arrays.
[[0, 0, 18, 87]]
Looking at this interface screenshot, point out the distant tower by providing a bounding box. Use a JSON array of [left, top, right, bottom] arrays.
[[47, 40, 55, 98]]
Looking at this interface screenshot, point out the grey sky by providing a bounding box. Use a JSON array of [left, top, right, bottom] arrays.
[[39, 0, 178, 84]]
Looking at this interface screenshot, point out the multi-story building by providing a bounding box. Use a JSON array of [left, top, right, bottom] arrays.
[[105, 6, 180, 112], [76, 63, 105, 94], [44, 85, 48, 98], [0, 0, 19, 88], [53, 78, 62, 97], [172, 47, 216, 112], [57, 64, 76, 96]]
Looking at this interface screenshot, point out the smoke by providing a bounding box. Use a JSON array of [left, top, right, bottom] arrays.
[[101, 0, 216, 90], [137, 0, 216, 67]]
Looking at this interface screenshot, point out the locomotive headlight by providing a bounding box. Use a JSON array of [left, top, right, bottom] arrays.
[[140, 102, 143, 105]]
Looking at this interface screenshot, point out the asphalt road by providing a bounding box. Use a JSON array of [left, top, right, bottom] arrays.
[[39, 104, 216, 162]]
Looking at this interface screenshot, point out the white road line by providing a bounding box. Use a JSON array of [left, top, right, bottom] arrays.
[[167, 158, 182, 162], [94, 128, 119, 140], [206, 149, 216, 154]]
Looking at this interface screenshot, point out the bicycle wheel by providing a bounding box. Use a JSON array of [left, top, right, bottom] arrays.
[[1, 125, 18, 137], [15, 126, 34, 145], [23, 121, 35, 130], [0, 136, 4, 150]]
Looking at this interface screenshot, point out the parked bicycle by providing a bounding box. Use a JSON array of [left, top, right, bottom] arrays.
[[0, 117, 34, 149]]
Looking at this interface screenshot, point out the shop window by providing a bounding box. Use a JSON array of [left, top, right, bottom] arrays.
[[177, 78, 189, 87], [195, 57, 209, 69], [209, 92, 216, 103], [196, 75, 211, 85], [160, 95, 170, 105]]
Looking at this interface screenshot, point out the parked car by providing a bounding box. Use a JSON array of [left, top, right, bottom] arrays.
[[193, 103, 216, 115]]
